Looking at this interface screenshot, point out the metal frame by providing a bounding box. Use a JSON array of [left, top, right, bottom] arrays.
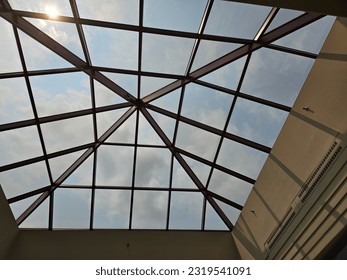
[[0, 0, 325, 231]]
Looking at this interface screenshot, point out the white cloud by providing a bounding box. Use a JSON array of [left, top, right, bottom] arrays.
[[132, 190, 168, 229], [0, 126, 43, 166], [176, 122, 220, 161], [40, 114, 94, 154], [142, 33, 194, 75], [135, 147, 171, 187], [217, 138, 268, 180], [0, 78, 34, 124], [76, 0, 139, 25], [0, 18, 23, 73]]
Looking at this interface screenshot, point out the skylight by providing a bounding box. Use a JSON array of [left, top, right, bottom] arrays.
[[0, 0, 335, 231]]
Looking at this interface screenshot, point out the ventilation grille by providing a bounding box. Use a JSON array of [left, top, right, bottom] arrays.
[[301, 145, 342, 203], [265, 139, 344, 252], [298, 141, 339, 199]]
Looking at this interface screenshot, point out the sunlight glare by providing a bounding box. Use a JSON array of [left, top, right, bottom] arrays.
[[45, 5, 59, 19]]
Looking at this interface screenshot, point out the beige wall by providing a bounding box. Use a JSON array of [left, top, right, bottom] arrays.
[[7, 230, 240, 260], [0, 186, 18, 259], [232, 17, 347, 259]]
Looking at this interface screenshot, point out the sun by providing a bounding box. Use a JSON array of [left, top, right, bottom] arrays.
[[45, 5, 59, 19]]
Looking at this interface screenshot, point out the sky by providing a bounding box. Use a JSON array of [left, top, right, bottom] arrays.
[[0, 0, 335, 230]]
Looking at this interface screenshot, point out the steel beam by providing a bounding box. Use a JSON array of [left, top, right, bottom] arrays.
[[140, 107, 234, 230], [147, 105, 271, 154], [2, 9, 252, 44], [16, 106, 136, 225], [175, 147, 255, 185], [0, 2, 137, 104], [193, 80, 292, 111], [0, 102, 132, 132], [142, 12, 323, 103]]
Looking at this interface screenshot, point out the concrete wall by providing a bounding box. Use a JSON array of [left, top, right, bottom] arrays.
[[0, 186, 18, 259], [232, 17, 347, 259], [7, 230, 240, 260]]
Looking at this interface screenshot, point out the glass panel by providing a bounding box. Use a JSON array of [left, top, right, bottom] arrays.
[[48, 150, 85, 181], [241, 48, 314, 106], [149, 111, 176, 142], [19, 196, 49, 228], [0, 18, 22, 73], [217, 139, 268, 179], [140, 76, 175, 98], [0, 161, 50, 199], [266, 9, 304, 33], [96, 108, 129, 137], [273, 16, 335, 54], [106, 111, 136, 144], [0, 126, 43, 166], [41, 115, 94, 154], [84, 25, 138, 70], [10, 194, 41, 220], [26, 18, 84, 59], [176, 122, 220, 161], [205, 201, 229, 230], [30, 72, 91, 117], [0, 77, 34, 124], [142, 33, 194, 75], [137, 112, 164, 145], [199, 56, 247, 90], [148, 88, 180, 113], [227, 98, 288, 147], [53, 188, 91, 229], [76, 0, 139, 25], [182, 155, 211, 186], [192, 41, 241, 72], [132, 190, 168, 229], [96, 145, 134, 186], [181, 83, 233, 129], [62, 153, 94, 186], [135, 148, 171, 188], [204, 1, 271, 39], [94, 189, 131, 229], [102, 72, 138, 98], [209, 169, 252, 206], [8, 0, 72, 17], [94, 79, 125, 107], [169, 191, 203, 229], [172, 159, 197, 189], [18, 30, 73, 71], [215, 200, 241, 225], [144, 0, 206, 32]]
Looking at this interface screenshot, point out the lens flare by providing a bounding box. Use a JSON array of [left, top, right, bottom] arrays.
[[45, 5, 59, 19]]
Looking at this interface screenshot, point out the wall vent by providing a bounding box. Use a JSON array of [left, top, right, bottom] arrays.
[[265, 138, 345, 252]]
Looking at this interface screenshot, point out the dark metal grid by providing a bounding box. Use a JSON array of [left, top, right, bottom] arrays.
[[0, 0, 325, 231]]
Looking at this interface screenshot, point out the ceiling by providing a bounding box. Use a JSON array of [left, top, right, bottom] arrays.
[[0, 0, 335, 230]]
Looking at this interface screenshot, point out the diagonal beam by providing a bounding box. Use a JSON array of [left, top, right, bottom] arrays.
[[0, 102, 132, 132], [16, 106, 137, 225], [0, 1, 137, 104], [3, 9, 252, 45], [175, 147, 255, 184], [142, 12, 324, 103], [147, 104, 271, 154], [140, 107, 234, 230]]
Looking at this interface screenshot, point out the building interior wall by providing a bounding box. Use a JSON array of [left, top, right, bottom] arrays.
[[232, 16, 347, 260], [6, 229, 240, 260]]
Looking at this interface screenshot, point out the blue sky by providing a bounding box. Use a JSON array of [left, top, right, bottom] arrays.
[[0, 0, 336, 230]]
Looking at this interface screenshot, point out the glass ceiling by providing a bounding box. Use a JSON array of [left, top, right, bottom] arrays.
[[0, 0, 335, 231]]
